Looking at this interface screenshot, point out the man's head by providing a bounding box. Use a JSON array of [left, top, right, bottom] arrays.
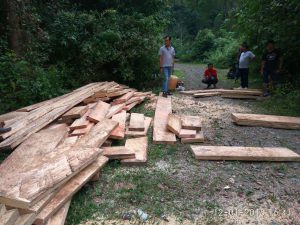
[[266, 40, 275, 52], [165, 35, 171, 47], [241, 42, 248, 52], [208, 63, 213, 69]]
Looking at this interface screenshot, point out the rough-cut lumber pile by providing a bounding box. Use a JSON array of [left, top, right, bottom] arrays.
[[190, 146, 300, 161], [153, 95, 176, 144], [167, 114, 204, 144], [0, 82, 110, 150], [232, 113, 300, 129], [0, 81, 153, 225]]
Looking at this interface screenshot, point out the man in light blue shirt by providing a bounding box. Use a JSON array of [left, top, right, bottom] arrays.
[[238, 42, 255, 89], [159, 35, 175, 97]]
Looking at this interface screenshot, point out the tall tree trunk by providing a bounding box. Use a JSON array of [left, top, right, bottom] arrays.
[[6, 0, 22, 55]]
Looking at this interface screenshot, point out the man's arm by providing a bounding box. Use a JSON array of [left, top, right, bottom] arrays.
[[159, 55, 163, 73]]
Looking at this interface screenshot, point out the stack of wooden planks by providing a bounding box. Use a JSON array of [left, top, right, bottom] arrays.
[[167, 114, 204, 144], [180, 88, 263, 99], [0, 81, 154, 225], [232, 113, 300, 129]]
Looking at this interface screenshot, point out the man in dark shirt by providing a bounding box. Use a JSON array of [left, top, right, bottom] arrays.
[[260, 40, 283, 96]]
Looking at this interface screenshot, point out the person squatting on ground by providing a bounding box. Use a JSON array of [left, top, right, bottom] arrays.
[[202, 63, 218, 88], [260, 40, 283, 96], [238, 42, 256, 89], [159, 35, 175, 97]]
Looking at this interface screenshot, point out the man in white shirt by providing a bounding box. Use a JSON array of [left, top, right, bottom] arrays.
[[238, 42, 255, 89], [159, 35, 175, 97]]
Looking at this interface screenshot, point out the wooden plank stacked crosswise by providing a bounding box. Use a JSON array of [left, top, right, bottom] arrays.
[[166, 114, 204, 144], [0, 81, 153, 225]]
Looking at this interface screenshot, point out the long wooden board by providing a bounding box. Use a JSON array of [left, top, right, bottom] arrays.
[[87, 101, 110, 123], [181, 115, 202, 131], [190, 146, 300, 161], [153, 95, 176, 144], [35, 156, 109, 225], [193, 92, 221, 98], [46, 201, 71, 225], [129, 113, 145, 131], [121, 137, 148, 166], [232, 113, 300, 129], [125, 117, 152, 137], [110, 110, 127, 140], [167, 114, 181, 136], [102, 146, 135, 160], [180, 89, 225, 95], [221, 89, 263, 96], [222, 94, 258, 99]]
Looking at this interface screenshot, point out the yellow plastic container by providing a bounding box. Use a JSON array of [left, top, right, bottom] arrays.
[[168, 75, 179, 91]]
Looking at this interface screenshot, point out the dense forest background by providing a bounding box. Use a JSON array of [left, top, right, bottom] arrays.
[[0, 0, 299, 113]]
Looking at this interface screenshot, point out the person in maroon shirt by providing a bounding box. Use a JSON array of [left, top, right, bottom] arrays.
[[202, 63, 218, 88]]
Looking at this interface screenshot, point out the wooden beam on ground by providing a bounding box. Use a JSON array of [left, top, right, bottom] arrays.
[[181, 131, 204, 144], [129, 113, 145, 131], [220, 89, 263, 96], [180, 89, 225, 95], [180, 115, 202, 131], [105, 104, 125, 119], [126, 117, 152, 137], [190, 146, 300, 161], [45, 201, 71, 225], [87, 101, 110, 123], [102, 146, 135, 160], [126, 96, 143, 105], [232, 113, 300, 129], [110, 110, 127, 140], [178, 129, 196, 138], [34, 156, 109, 225], [121, 137, 148, 166], [153, 95, 176, 144], [123, 101, 140, 111], [221, 94, 258, 99], [167, 114, 181, 136], [0, 209, 19, 225], [61, 106, 88, 120], [193, 92, 221, 98]]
